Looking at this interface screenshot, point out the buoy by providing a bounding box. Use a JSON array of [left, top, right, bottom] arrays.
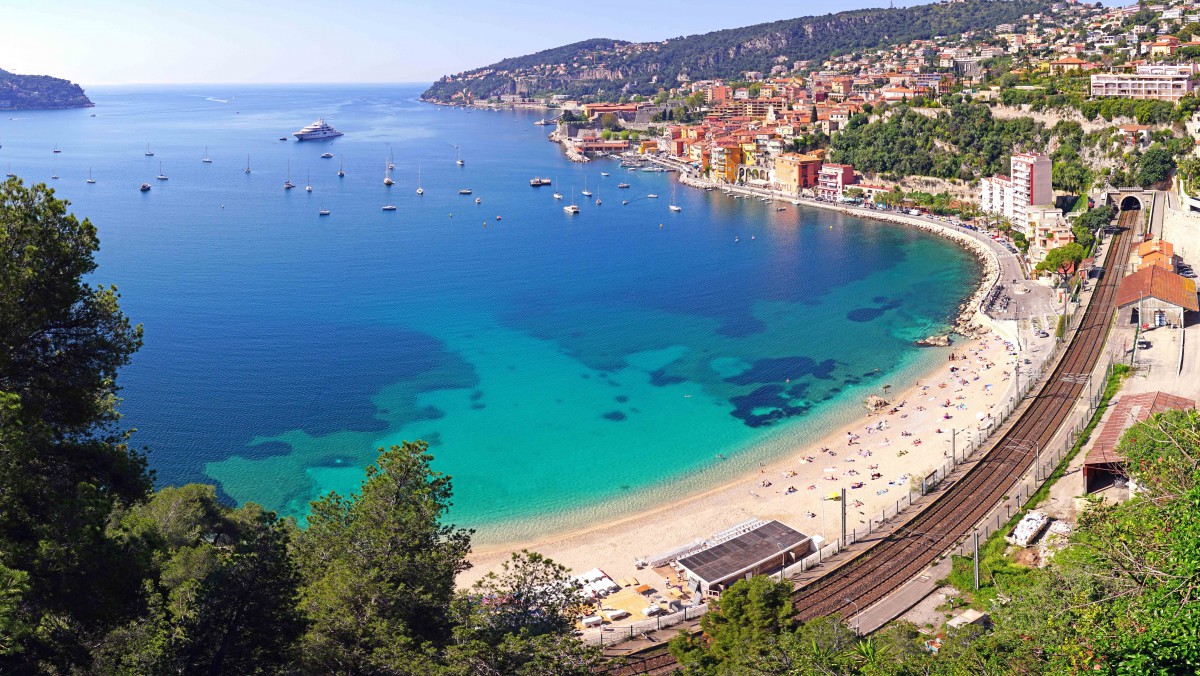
[[450, 213, 454, 218]]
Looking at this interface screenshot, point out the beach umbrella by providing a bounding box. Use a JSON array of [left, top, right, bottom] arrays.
[[976, 411, 986, 420], [826, 492, 841, 501]]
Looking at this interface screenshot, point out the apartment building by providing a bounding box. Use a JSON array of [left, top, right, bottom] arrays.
[[980, 153, 1053, 236], [773, 153, 822, 194], [817, 164, 857, 199], [1091, 64, 1198, 102]]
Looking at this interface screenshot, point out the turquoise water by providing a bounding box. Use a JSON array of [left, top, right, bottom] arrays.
[[1, 85, 978, 541]]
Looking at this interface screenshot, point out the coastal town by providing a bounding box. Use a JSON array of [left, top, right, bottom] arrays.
[[430, 0, 1200, 666], [5, 0, 1200, 673]]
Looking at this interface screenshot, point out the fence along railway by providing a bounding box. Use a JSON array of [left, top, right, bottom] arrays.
[[607, 211, 1138, 675]]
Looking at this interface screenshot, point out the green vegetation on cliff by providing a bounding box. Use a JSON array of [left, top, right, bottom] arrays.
[[423, 0, 1049, 102], [0, 68, 93, 110]]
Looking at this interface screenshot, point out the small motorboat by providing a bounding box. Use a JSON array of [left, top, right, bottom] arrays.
[[459, 189, 473, 195], [279, 137, 288, 141], [669, 205, 682, 212], [618, 183, 630, 189], [601, 172, 610, 176], [139, 183, 151, 192], [382, 205, 397, 211], [622, 200, 629, 205], [321, 152, 333, 158], [319, 209, 330, 216], [475, 197, 481, 204], [647, 194, 659, 199]]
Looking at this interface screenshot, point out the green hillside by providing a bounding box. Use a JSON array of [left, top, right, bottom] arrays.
[[0, 68, 93, 110], [423, 0, 1049, 102]]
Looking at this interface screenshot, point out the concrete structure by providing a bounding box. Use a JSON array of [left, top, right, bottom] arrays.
[[1091, 64, 1198, 102], [1082, 391, 1196, 492], [676, 521, 813, 598], [817, 163, 857, 199]]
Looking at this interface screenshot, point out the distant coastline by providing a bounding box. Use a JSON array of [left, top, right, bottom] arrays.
[[0, 68, 93, 110]]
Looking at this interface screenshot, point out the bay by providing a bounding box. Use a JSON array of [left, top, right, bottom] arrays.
[[0, 84, 978, 542]]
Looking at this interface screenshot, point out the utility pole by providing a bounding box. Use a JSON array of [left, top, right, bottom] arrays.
[[840, 487, 847, 547], [951, 428, 957, 463], [972, 530, 980, 590]]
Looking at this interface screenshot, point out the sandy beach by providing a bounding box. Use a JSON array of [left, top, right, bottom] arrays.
[[461, 330, 1018, 586]]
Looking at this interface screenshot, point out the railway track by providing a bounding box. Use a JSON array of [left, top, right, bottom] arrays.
[[608, 214, 1136, 675]]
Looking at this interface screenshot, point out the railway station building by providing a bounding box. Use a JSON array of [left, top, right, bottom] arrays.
[[1114, 265, 1199, 329], [676, 521, 814, 598]]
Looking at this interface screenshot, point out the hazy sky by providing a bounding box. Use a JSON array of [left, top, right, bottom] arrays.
[[0, 0, 929, 85]]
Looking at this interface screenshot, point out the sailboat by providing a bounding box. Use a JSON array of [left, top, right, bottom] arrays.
[[338, 160, 345, 178], [52, 143, 61, 154], [245, 155, 252, 174], [564, 185, 580, 214], [383, 160, 394, 186], [86, 167, 96, 184], [156, 162, 169, 180], [582, 175, 592, 197], [202, 146, 213, 163], [388, 146, 395, 171], [284, 160, 295, 190], [553, 176, 562, 200], [416, 164, 424, 195], [668, 182, 681, 212], [145, 144, 154, 157], [455, 145, 464, 166], [305, 171, 313, 192], [5, 164, 14, 178]]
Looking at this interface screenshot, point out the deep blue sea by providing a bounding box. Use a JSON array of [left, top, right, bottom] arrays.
[[1, 84, 977, 541]]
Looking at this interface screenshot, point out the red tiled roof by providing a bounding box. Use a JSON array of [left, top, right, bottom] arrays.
[[1115, 266, 1199, 312], [1084, 392, 1196, 466]]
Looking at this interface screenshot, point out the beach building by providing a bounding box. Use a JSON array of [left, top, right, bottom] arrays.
[[675, 520, 814, 598], [1115, 265, 1199, 328], [1090, 64, 1197, 101], [1082, 391, 1196, 492], [773, 153, 822, 194], [817, 163, 857, 199]]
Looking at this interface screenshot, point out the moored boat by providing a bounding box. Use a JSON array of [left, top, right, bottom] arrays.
[[292, 118, 344, 140]]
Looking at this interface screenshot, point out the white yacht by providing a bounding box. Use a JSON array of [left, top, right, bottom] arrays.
[[202, 146, 213, 163], [292, 118, 344, 141], [156, 162, 169, 180], [563, 204, 580, 214], [86, 168, 96, 184]]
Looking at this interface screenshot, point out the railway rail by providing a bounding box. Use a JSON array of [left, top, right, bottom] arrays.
[[607, 213, 1137, 675]]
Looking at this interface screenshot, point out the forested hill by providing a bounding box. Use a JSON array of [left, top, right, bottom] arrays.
[[422, 0, 1049, 102], [0, 68, 93, 110]]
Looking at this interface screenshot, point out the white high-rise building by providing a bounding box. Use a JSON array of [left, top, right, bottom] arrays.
[[980, 153, 1053, 237]]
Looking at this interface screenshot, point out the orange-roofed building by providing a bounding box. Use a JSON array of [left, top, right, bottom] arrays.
[[1115, 265, 1199, 328], [1137, 239, 1176, 272], [773, 153, 823, 194], [1049, 57, 1092, 75]]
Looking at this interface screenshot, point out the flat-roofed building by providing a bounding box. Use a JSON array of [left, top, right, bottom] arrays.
[[676, 521, 814, 597], [817, 163, 856, 199], [1091, 64, 1198, 102]]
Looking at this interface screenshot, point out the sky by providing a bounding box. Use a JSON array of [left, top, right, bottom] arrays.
[[0, 0, 934, 85]]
